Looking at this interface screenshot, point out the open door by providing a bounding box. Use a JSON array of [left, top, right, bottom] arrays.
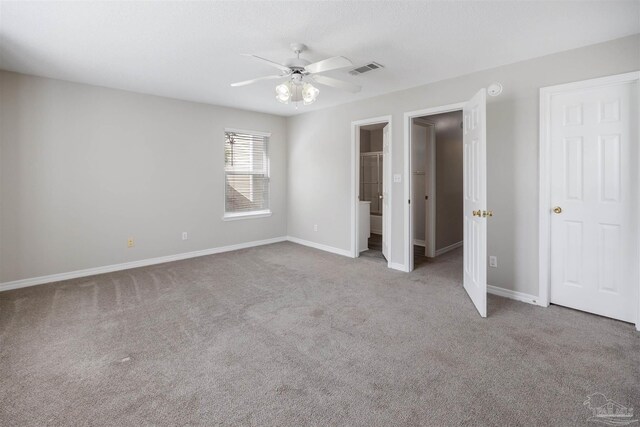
[[462, 89, 488, 317], [425, 124, 436, 258], [381, 124, 390, 260]]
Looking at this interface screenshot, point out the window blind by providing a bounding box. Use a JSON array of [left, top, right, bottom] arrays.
[[224, 131, 270, 215]]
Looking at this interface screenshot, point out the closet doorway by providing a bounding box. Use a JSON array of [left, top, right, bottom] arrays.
[[410, 111, 464, 269]]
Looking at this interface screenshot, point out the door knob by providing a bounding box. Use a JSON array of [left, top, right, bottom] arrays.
[[553, 206, 562, 214], [472, 210, 482, 217], [482, 210, 493, 218]]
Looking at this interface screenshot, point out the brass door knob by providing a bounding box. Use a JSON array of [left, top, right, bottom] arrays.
[[472, 210, 482, 217], [483, 210, 493, 218], [553, 206, 562, 214]]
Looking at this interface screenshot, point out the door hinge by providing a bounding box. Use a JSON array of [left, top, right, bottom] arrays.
[[408, 199, 411, 205]]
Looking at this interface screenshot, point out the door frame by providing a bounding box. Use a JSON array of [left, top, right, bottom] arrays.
[[538, 71, 640, 330], [404, 102, 465, 272], [351, 115, 393, 268], [412, 119, 437, 258]]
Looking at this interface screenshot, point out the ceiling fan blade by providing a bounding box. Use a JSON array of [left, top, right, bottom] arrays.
[[230, 75, 283, 87], [311, 75, 361, 93], [242, 54, 291, 72], [305, 56, 353, 74]]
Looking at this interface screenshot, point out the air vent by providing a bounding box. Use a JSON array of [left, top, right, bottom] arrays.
[[349, 62, 384, 76]]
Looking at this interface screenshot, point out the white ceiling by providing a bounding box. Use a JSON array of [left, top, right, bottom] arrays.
[[1, 1, 638, 116]]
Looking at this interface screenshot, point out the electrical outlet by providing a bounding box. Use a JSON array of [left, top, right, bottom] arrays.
[[489, 256, 497, 268], [127, 238, 135, 248], [313, 224, 318, 232], [182, 232, 188, 240]]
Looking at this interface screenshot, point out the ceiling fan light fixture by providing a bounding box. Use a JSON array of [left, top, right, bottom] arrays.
[[235, 43, 359, 107], [302, 82, 319, 105], [275, 82, 292, 104]]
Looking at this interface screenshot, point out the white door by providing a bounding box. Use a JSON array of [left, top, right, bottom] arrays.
[[382, 124, 390, 260], [463, 89, 488, 317], [550, 81, 637, 323], [425, 124, 436, 258]]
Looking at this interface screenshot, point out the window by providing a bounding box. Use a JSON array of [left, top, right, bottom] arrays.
[[224, 129, 270, 219]]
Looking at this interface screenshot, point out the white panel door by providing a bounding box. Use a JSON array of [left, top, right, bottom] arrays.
[[550, 81, 637, 323], [463, 89, 488, 317], [382, 124, 390, 260], [425, 124, 436, 258]]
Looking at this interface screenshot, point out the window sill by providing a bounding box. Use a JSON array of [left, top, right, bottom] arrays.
[[222, 211, 272, 221]]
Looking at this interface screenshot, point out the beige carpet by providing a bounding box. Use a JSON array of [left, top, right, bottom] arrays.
[[0, 242, 638, 426]]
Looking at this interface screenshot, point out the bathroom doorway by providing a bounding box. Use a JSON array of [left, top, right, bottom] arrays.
[[360, 123, 386, 260], [351, 116, 392, 266]]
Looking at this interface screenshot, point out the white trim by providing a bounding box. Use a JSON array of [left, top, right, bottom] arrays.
[[413, 239, 425, 247], [286, 236, 352, 257], [538, 71, 640, 331], [487, 285, 542, 306], [0, 236, 288, 292], [222, 210, 272, 221], [435, 241, 463, 257], [224, 127, 271, 137], [388, 262, 406, 272], [351, 115, 393, 268], [404, 102, 466, 272]]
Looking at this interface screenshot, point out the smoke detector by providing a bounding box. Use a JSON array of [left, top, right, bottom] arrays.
[[488, 82, 503, 96]]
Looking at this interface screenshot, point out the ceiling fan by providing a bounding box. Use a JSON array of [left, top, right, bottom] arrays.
[[230, 43, 361, 106]]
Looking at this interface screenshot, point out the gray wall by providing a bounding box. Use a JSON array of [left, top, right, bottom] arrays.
[[433, 111, 463, 250], [359, 129, 371, 153], [0, 71, 287, 282], [359, 129, 383, 153], [369, 129, 383, 152], [287, 34, 640, 296]]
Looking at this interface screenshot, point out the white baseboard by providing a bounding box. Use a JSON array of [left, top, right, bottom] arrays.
[[5, 235, 537, 310], [487, 285, 542, 306], [413, 239, 425, 247], [286, 236, 352, 258], [435, 241, 463, 257], [0, 236, 288, 292], [286, 236, 407, 273], [389, 262, 408, 272]]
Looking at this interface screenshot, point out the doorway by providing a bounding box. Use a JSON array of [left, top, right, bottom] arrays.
[[359, 123, 386, 260], [405, 90, 489, 317], [410, 112, 464, 269], [351, 116, 392, 267], [539, 72, 640, 328]]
